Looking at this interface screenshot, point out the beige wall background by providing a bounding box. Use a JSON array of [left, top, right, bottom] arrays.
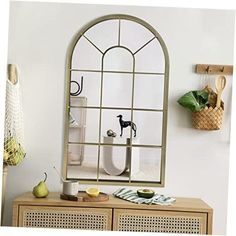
[[3, 2, 235, 235]]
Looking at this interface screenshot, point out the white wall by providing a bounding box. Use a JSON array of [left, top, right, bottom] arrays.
[[4, 2, 235, 235]]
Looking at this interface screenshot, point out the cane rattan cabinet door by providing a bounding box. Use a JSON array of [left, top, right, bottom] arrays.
[[19, 206, 112, 230], [113, 209, 207, 234]]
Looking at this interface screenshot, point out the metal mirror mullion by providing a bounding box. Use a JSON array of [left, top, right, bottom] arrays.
[[160, 48, 169, 186], [82, 34, 104, 54], [118, 19, 121, 46], [128, 53, 135, 183], [63, 70, 71, 179], [68, 142, 162, 148], [133, 36, 156, 55], [96, 55, 105, 183], [70, 68, 165, 76], [70, 105, 163, 112]]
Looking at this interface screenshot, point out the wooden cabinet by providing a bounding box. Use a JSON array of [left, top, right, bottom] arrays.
[[12, 192, 213, 234], [18, 205, 112, 230], [113, 209, 207, 234]]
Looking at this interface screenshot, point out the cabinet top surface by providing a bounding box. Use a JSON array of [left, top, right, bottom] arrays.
[[14, 192, 213, 213]]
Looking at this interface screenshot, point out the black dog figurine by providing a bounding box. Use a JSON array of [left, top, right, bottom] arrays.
[[117, 115, 137, 137]]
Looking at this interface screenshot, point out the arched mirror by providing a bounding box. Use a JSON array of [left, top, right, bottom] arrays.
[[63, 14, 169, 186]]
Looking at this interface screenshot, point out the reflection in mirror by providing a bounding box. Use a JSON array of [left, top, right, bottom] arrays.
[[67, 144, 98, 180], [99, 145, 129, 181], [131, 147, 161, 182], [135, 38, 165, 73], [101, 109, 131, 144], [70, 71, 101, 107], [83, 109, 100, 143], [84, 20, 119, 52], [71, 36, 102, 70], [102, 73, 132, 108], [68, 99, 87, 145], [133, 111, 163, 146], [103, 47, 133, 72], [68, 107, 100, 144], [134, 75, 164, 110], [120, 19, 154, 53]]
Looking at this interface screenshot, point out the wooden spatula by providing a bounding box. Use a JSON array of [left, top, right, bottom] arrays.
[[215, 75, 226, 108]]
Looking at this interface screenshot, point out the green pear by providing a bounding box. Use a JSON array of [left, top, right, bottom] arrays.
[[33, 172, 49, 198]]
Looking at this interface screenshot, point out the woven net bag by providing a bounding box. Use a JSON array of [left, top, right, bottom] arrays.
[[3, 65, 26, 166], [192, 106, 223, 130]]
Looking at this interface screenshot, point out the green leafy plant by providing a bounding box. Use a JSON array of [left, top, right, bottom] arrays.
[[177, 90, 209, 112]]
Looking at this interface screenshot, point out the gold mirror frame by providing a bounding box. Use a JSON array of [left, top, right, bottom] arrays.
[[63, 14, 169, 187]]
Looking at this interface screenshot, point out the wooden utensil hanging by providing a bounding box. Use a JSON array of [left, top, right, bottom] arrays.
[[215, 76, 226, 108]]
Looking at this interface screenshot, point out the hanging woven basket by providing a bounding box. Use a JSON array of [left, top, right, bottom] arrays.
[[192, 106, 224, 130]]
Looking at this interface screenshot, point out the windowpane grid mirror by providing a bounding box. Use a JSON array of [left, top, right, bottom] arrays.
[[63, 14, 169, 186]]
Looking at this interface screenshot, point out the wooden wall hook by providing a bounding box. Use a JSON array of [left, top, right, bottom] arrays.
[[195, 64, 233, 75]]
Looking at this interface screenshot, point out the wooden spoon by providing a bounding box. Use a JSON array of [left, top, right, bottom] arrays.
[[215, 75, 226, 108]]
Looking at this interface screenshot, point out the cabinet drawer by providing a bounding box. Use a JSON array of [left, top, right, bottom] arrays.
[[113, 209, 207, 234], [19, 205, 112, 230]]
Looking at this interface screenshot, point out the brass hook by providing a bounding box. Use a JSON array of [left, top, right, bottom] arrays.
[[221, 66, 225, 73]]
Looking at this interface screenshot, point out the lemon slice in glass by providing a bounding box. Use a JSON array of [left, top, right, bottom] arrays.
[[86, 187, 100, 197]]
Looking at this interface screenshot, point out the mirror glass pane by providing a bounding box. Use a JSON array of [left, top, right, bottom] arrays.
[[84, 109, 100, 143], [103, 47, 133, 72], [102, 73, 132, 108], [71, 36, 102, 70], [68, 106, 86, 144], [135, 38, 165, 73], [99, 145, 129, 182], [134, 74, 164, 110], [85, 20, 119, 52], [132, 111, 163, 146], [68, 108, 100, 144], [120, 19, 154, 53], [67, 144, 98, 180], [70, 71, 101, 107], [101, 109, 131, 144], [130, 147, 161, 182]]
